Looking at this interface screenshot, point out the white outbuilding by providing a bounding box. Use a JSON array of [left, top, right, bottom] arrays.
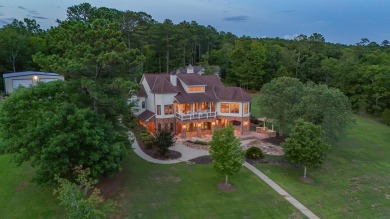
[[3, 71, 65, 94]]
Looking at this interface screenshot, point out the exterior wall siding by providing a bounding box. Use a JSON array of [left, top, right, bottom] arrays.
[[141, 77, 154, 113], [4, 75, 64, 94], [134, 97, 146, 115], [155, 93, 177, 119]]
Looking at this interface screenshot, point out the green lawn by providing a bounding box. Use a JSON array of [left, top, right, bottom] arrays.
[[0, 147, 303, 218], [250, 93, 261, 118], [256, 116, 390, 218], [113, 153, 303, 218], [0, 155, 63, 218]]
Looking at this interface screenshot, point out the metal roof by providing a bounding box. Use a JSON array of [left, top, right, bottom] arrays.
[[3, 71, 63, 78]]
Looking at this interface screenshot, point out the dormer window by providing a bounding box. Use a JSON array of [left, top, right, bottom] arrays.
[[188, 86, 205, 92]]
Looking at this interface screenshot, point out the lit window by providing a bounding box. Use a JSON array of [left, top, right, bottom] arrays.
[[244, 103, 249, 114], [188, 86, 205, 92], [164, 105, 173, 115], [220, 103, 229, 113], [201, 102, 209, 111], [157, 105, 161, 115], [230, 103, 239, 113]]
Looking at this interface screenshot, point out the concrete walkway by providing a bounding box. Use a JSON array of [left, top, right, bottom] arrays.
[[244, 162, 320, 219], [129, 131, 209, 164], [129, 131, 319, 218]]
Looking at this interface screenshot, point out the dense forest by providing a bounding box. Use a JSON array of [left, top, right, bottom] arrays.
[[0, 3, 389, 121]]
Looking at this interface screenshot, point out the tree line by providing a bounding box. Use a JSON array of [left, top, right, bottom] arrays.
[[0, 2, 389, 119]]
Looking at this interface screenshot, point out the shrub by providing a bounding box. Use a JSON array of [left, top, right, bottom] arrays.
[[194, 140, 209, 145], [245, 146, 264, 159], [155, 130, 176, 156], [144, 139, 154, 149], [186, 140, 209, 145]]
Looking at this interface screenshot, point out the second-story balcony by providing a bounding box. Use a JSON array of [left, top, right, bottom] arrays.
[[175, 111, 216, 121]]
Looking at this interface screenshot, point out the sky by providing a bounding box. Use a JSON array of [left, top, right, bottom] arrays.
[[1, 0, 390, 45]]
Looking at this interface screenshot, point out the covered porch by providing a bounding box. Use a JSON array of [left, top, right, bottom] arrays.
[[176, 116, 250, 139], [174, 101, 216, 121]]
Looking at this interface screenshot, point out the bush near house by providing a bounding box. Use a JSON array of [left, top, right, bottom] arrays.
[[245, 147, 264, 160]]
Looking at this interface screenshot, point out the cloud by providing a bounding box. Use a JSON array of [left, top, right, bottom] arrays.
[[29, 10, 39, 15], [0, 5, 4, 7], [32, 16, 48, 20], [276, 10, 294, 13], [0, 17, 16, 25], [283, 34, 299, 40], [223, 16, 249, 22], [17, 6, 28, 10]]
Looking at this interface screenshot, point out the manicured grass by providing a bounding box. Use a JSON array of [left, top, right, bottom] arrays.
[[250, 92, 261, 118], [0, 155, 63, 218], [0, 143, 303, 218], [114, 153, 303, 218], [255, 116, 390, 218]]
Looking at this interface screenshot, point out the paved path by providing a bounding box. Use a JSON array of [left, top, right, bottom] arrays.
[[129, 131, 319, 218], [244, 162, 320, 219], [129, 131, 209, 164]]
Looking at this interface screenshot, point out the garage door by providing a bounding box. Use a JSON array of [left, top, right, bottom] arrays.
[[40, 78, 58, 83], [12, 79, 32, 89]]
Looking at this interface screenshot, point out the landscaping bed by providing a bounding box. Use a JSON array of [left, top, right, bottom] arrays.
[[126, 117, 182, 160], [135, 134, 182, 160]]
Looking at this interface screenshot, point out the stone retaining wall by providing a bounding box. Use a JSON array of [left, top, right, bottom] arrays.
[[183, 141, 210, 151]]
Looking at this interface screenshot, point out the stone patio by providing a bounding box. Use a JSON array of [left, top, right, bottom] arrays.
[[176, 131, 284, 156]]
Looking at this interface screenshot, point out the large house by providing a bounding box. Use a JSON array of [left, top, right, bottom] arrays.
[[134, 65, 251, 138], [3, 71, 65, 94]]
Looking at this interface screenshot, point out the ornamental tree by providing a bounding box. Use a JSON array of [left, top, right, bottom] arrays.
[[282, 119, 330, 178], [209, 125, 245, 185], [154, 129, 176, 156]]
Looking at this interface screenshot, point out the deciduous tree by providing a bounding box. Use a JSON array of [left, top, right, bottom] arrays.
[[282, 119, 329, 178], [54, 166, 117, 219], [298, 83, 354, 140], [258, 77, 304, 136], [0, 81, 130, 184], [209, 125, 244, 185]]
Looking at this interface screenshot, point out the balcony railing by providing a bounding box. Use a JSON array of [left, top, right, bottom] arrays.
[[176, 111, 216, 121]]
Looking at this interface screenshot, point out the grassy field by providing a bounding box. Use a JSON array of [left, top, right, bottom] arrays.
[[250, 92, 261, 118], [0, 147, 303, 218], [111, 153, 303, 218], [0, 155, 63, 218], [256, 116, 390, 218]]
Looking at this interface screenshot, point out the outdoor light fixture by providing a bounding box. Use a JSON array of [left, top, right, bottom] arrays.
[[183, 125, 186, 128], [212, 122, 215, 126], [33, 76, 38, 81]]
